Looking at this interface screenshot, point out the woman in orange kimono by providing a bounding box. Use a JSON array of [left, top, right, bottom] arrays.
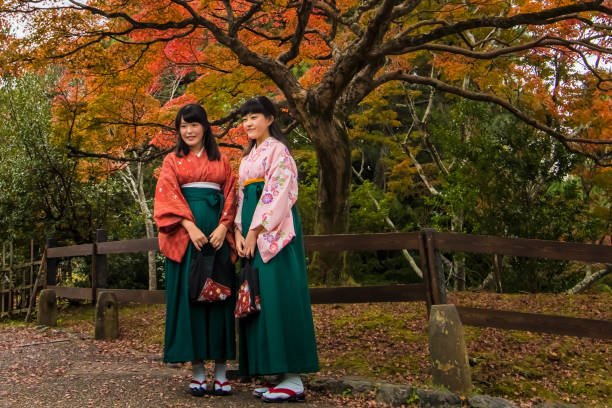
[[153, 103, 237, 397]]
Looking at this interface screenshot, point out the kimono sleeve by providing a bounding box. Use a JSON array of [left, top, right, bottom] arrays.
[[153, 154, 193, 262], [219, 155, 237, 229], [153, 154, 194, 232], [234, 180, 244, 233], [249, 143, 298, 232]]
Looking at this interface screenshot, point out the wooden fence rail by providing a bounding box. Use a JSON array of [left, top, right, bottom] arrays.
[[43, 229, 612, 339]]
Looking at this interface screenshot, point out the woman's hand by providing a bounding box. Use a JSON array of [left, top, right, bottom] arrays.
[[244, 226, 265, 258], [235, 229, 246, 258], [181, 219, 208, 251], [209, 223, 228, 250]]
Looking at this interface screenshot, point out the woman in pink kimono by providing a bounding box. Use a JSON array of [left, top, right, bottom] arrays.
[[234, 96, 319, 402]]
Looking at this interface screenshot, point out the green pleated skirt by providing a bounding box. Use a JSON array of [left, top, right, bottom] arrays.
[[163, 187, 236, 363], [238, 181, 319, 376]]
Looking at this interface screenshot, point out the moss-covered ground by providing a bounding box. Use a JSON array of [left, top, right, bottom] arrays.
[[2, 292, 610, 407]]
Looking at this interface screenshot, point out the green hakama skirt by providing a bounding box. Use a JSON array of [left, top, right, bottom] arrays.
[[238, 181, 319, 376], [163, 187, 236, 363]]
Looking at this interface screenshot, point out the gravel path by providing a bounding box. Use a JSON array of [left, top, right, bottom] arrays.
[[0, 326, 345, 408]]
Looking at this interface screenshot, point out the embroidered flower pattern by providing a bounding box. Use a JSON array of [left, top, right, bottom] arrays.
[[235, 138, 298, 262], [261, 193, 273, 204]]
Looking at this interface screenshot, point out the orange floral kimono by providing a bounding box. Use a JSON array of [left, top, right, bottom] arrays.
[[154, 151, 237, 262]]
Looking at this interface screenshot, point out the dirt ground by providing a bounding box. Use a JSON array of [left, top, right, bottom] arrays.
[[0, 326, 348, 408]]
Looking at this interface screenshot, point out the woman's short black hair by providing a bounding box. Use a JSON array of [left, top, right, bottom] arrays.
[[174, 103, 220, 161], [239, 96, 289, 156]]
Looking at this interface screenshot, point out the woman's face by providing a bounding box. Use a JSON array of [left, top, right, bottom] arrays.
[[242, 113, 273, 141], [179, 118, 205, 152]]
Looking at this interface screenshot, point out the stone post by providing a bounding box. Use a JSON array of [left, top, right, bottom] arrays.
[[37, 289, 57, 326], [94, 291, 119, 340], [428, 304, 472, 394]]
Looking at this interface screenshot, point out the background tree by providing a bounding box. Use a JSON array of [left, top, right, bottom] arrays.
[[2, 0, 611, 282]]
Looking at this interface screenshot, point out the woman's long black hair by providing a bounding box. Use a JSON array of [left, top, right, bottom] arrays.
[[239, 96, 289, 156], [175, 103, 221, 161]]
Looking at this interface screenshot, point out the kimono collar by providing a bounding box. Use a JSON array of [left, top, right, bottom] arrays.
[[254, 136, 274, 151]]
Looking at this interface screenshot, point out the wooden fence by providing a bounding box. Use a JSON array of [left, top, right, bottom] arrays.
[[43, 229, 612, 339], [0, 241, 44, 318]]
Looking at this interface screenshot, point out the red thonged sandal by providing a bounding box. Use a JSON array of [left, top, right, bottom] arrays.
[[253, 383, 276, 398], [189, 379, 207, 397], [213, 380, 232, 396], [261, 387, 306, 403]]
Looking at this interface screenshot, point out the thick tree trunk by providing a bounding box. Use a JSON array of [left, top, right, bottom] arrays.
[[301, 115, 352, 284], [137, 179, 157, 291], [479, 271, 494, 291], [451, 213, 465, 291], [492, 254, 503, 293], [144, 220, 157, 290], [453, 255, 466, 291]]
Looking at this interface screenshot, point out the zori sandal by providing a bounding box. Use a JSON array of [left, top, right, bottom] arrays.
[[213, 380, 232, 396], [253, 383, 277, 398], [189, 379, 207, 397], [261, 387, 306, 403]]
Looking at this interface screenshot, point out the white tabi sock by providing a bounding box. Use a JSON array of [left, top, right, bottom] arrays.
[[190, 360, 206, 389], [262, 373, 304, 400], [214, 360, 227, 383], [276, 374, 303, 393], [214, 360, 231, 392]]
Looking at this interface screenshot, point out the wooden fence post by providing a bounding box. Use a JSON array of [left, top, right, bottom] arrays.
[[418, 232, 433, 315], [92, 229, 108, 304], [423, 229, 447, 305], [45, 237, 58, 287]]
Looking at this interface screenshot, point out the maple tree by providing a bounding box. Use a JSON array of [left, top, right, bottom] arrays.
[[1, 0, 611, 281]]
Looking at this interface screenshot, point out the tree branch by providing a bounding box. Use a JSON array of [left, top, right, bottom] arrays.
[[278, 0, 313, 64], [379, 36, 608, 59], [565, 264, 611, 294], [67, 144, 173, 163], [379, 2, 612, 55], [374, 71, 612, 165], [352, 160, 423, 279]]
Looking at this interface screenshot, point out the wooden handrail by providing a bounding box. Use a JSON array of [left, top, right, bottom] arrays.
[[46, 232, 612, 263], [42, 230, 612, 340]]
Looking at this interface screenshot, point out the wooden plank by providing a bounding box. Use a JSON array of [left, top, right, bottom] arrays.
[[309, 284, 427, 304], [97, 238, 159, 255], [304, 232, 421, 252], [95, 233, 423, 254], [47, 244, 94, 258], [456, 306, 612, 340], [56, 285, 428, 305], [98, 289, 166, 304], [47, 286, 92, 300], [434, 232, 612, 263]]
